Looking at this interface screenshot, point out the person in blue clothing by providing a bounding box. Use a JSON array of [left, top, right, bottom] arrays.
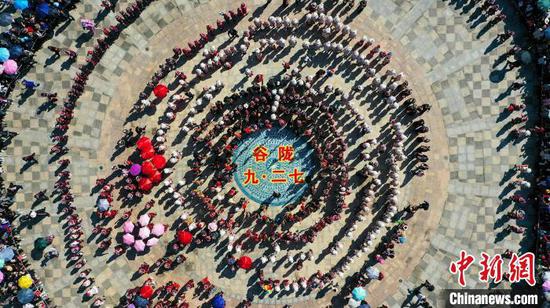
[[21, 79, 40, 89]]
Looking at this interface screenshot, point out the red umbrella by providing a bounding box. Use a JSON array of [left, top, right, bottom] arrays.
[[237, 256, 253, 269], [151, 155, 166, 169], [140, 285, 154, 299], [177, 230, 193, 245], [140, 146, 155, 160], [151, 171, 162, 184], [153, 84, 168, 98], [141, 161, 156, 177], [138, 178, 153, 191], [136, 136, 152, 150]]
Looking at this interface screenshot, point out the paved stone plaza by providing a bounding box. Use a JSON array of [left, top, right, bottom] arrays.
[[1, 0, 538, 307]]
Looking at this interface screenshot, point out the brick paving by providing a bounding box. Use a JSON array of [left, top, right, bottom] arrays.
[[1, 0, 536, 307]]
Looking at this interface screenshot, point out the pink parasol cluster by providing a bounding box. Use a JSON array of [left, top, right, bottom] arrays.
[[121, 214, 167, 252]]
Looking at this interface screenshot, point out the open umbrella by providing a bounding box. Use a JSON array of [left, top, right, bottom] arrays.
[[150, 171, 162, 184], [140, 146, 155, 160], [35, 3, 50, 18], [544, 281, 550, 292], [0, 13, 13, 26], [237, 256, 252, 269], [347, 298, 361, 308], [17, 288, 34, 304], [153, 84, 168, 98], [0, 271, 3, 283], [146, 238, 159, 246], [141, 161, 156, 177], [122, 233, 135, 245], [13, 0, 29, 10], [9, 45, 23, 58], [0, 48, 9, 62], [138, 214, 150, 226], [538, 0, 550, 10], [136, 136, 152, 150], [134, 296, 149, 307], [18, 274, 33, 288], [129, 164, 142, 176], [151, 223, 165, 236], [34, 238, 49, 250], [177, 230, 193, 245], [358, 304, 371, 308], [138, 227, 150, 239], [97, 199, 110, 212], [123, 221, 135, 233], [151, 155, 166, 169], [134, 240, 146, 252], [140, 285, 154, 299], [3, 59, 17, 74], [212, 294, 225, 308], [208, 222, 218, 232], [352, 287, 367, 301], [138, 178, 153, 191], [520, 51, 532, 64], [0, 258, 4, 268], [366, 267, 380, 279], [0, 246, 14, 261]]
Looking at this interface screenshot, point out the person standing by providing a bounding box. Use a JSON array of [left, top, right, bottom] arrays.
[[21, 79, 40, 90], [22, 153, 38, 164], [228, 28, 239, 38], [47, 46, 62, 58]]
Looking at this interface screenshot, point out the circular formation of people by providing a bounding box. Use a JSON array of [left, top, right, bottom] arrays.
[[0, 0, 542, 307]]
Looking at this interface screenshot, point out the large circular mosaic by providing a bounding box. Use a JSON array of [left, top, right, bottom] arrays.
[[233, 126, 317, 206]]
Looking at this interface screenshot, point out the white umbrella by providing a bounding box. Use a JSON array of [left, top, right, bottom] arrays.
[[138, 214, 150, 226], [347, 298, 361, 307], [208, 222, 218, 232], [151, 223, 165, 237], [146, 238, 159, 246], [138, 227, 151, 239], [366, 266, 380, 279]]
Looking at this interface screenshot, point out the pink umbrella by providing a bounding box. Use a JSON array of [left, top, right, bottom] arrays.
[[146, 238, 159, 246], [122, 221, 134, 233], [138, 214, 150, 226], [134, 240, 146, 252], [544, 280, 550, 292], [3, 59, 17, 75], [138, 227, 151, 239], [122, 233, 135, 245], [151, 223, 165, 236]]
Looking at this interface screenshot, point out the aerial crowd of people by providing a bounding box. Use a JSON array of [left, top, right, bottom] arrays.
[[0, 0, 545, 307]]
